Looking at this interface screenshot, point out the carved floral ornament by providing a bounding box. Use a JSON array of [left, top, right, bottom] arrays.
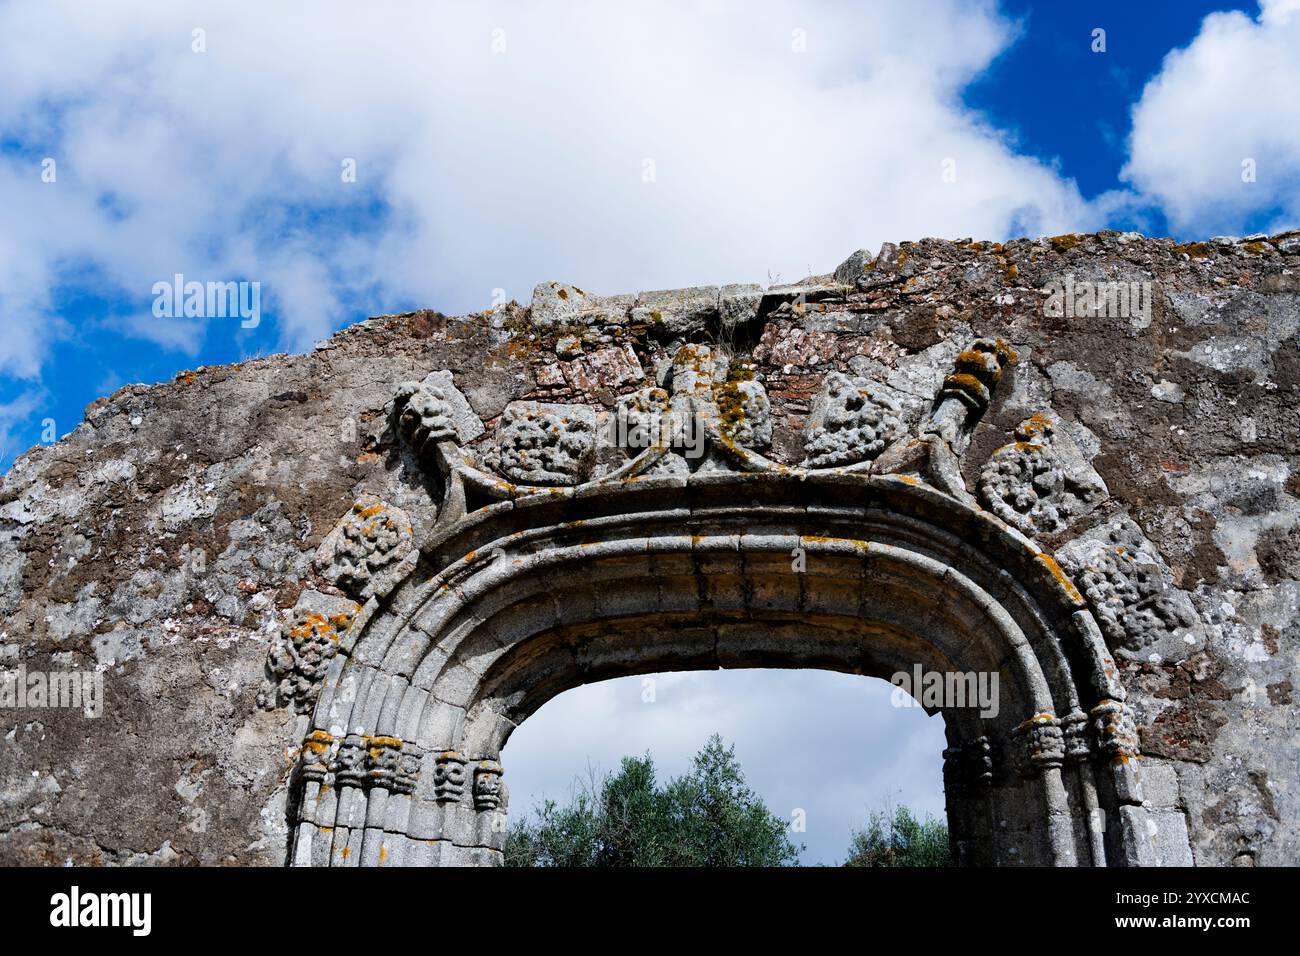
[[386, 339, 1020, 507], [279, 336, 1198, 728], [283, 331, 1200, 866], [372, 339, 1196, 664], [978, 413, 1107, 536]]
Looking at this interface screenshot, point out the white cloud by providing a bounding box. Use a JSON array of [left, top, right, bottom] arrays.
[[0, 0, 1094, 381], [502, 669, 947, 864], [1122, 0, 1300, 233], [0, 389, 48, 463]]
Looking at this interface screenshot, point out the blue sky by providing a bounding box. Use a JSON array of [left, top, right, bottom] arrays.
[[2, 0, 1297, 863], [968, 0, 1256, 206]]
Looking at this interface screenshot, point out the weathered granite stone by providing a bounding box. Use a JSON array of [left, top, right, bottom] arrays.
[[529, 282, 633, 327], [630, 286, 719, 336], [803, 371, 904, 468], [833, 248, 874, 286], [978, 411, 1108, 536], [487, 401, 598, 486], [2, 230, 1297, 868]]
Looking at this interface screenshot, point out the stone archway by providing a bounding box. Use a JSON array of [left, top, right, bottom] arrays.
[[284, 338, 1160, 867]]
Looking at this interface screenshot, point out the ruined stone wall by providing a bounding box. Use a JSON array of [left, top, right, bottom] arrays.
[[2, 230, 1297, 866]]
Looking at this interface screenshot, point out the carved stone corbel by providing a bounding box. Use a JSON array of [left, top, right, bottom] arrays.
[[1017, 713, 1065, 775], [472, 759, 505, 811]]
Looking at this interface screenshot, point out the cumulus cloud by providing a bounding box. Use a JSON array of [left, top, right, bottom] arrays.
[[1122, 0, 1300, 233], [0, 0, 1093, 381]]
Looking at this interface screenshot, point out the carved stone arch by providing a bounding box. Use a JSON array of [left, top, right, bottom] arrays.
[[289, 466, 1151, 868]]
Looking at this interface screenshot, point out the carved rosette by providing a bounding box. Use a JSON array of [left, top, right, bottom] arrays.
[[1056, 517, 1200, 657], [258, 607, 352, 714], [473, 760, 505, 811], [315, 496, 414, 597], [802, 371, 903, 468], [979, 413, 1107, 536], [489, 402, 597, 486]]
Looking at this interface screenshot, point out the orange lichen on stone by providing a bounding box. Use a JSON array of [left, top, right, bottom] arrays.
[[944, 372, 988, 396], [302, 730, 334, 756], [1036, 553, 1084, 604]]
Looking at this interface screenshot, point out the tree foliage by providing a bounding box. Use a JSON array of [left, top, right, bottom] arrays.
[[505, 734, 802, 867], [842, 803, 952, 867]]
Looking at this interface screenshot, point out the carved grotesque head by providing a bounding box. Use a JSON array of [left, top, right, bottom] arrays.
[[473, 760, 505, 811], [394, 381, 456, 460], [332, 735, 369, 787]]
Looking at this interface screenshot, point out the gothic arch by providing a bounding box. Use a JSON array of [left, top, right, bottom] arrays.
[[284, 340, 1160, 867]]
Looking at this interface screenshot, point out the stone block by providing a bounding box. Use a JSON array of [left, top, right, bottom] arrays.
[[631, 285, 719, 336], [1141, 759, 1181, 809]]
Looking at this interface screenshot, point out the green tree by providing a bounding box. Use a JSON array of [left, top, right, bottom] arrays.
[[505, 734, 802, 867], [842, 803, 952, 867]]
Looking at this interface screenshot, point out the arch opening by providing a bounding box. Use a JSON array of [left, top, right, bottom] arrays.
[[289, 474, 1148, 867], [499, 667, 950, 866]]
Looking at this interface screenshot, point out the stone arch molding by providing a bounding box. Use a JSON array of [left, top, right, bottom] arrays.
[[276, 337, 1196, 867]]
